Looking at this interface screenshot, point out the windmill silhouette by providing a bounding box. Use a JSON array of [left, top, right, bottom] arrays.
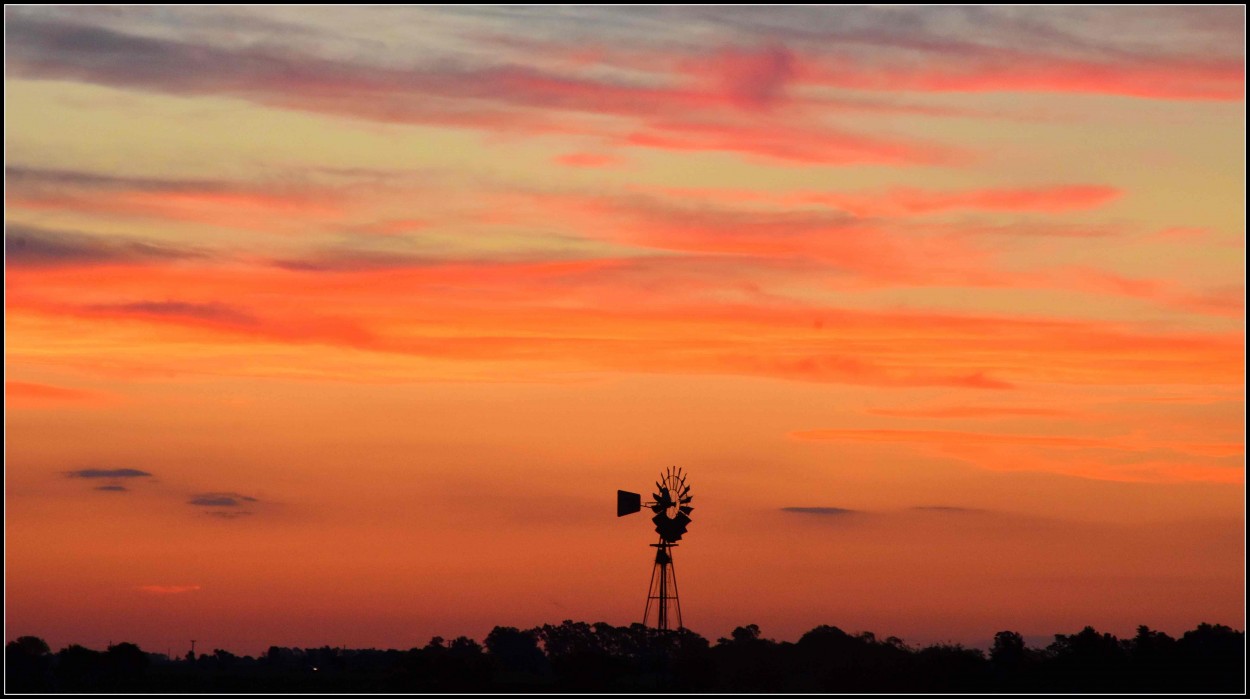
[[617, 466, 693, 630]]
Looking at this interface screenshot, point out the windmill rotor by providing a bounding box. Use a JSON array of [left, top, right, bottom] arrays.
[[648, 466, 693, 542]]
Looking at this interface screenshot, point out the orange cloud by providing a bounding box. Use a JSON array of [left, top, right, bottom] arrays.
[[795, 185, 1122, 217], [867, 406, 1074, 419], [632, 184, 1123, 218], [790, 428, 1243, 457], [5, 381, 107, 408], [554, 152, 626, 168], [6, 251, 1243, 391], [342, 218, 431, 236], [790, 428, 1245, 484], [623, 119, 959, 165], [8, 186, 341, 231]]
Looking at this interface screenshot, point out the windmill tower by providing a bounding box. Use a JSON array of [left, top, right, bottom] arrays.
[[617, 466, 694, 630]]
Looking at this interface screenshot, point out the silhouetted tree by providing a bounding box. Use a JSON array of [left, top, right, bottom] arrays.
[[1176, 622, 1244, 692], [105, 642, 149, 689], [1046, 626, 1127, 690], [5, 636, 53, 692], [536, 620, 631, 690], [483, 625, 549, 688], [913, 643, 988, 692], [989, 630, 1037, 688], [485, 626, 548, 678], [990, 630, 1025, 665], [1122, 625, 1176, 690], [789, 624, 913, 692], [55, 644, 107, 692], [714, 624, 784, 691], [407, 635, 488, 691]]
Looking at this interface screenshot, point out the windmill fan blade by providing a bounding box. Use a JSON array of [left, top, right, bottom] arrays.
[[679, 505, 693, 515], [654, 515, 687, 542], [675, 511, 691, 525], [680, 495, 693, 503], [652, 488, 672, 513]]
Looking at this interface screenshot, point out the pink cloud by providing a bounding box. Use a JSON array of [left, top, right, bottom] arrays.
[[4, 19, 963, 167], [803, 50, 1245, 101], [690, 45, 797, 110]]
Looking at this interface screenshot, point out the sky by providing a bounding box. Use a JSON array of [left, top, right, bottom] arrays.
[[4, 6, 1245, 656]]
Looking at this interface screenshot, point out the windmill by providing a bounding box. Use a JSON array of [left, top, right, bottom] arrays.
[[617, 466, 693, 630]]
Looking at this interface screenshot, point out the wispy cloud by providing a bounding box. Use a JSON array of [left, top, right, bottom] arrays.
[[6, 381, 103, 404], [89, 301, 259, 326], [802, 43, 1244, 101], [554, 152, 626, 168], [4, 224, 207, 268], [2, 14, 963, 166], [5, 167, 339, 229], [781, 506, 859, 516], [794, 185, 1122, 218], [205, 511, 255, 520], [66, 468, 153, 479], [867, 406, 1073, 419], [188, 492, 258, 507]]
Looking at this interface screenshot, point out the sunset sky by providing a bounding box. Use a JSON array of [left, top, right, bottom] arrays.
[[4, 6, 1245, 655]]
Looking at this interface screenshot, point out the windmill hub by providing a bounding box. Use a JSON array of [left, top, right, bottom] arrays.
[[616, 466, 693, 630]]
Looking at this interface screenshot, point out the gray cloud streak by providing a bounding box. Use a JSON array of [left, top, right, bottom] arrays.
[[5, 224, 207, 268], [780, 506, 859, 516], [188, 492, 258, 507], [67, 468, 153, 479]]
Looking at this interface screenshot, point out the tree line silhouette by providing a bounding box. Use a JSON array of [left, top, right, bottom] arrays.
[[6, 621, 1243, 693]]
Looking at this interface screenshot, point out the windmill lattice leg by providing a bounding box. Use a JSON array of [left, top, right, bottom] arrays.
[[644, 541, 680, 630]]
